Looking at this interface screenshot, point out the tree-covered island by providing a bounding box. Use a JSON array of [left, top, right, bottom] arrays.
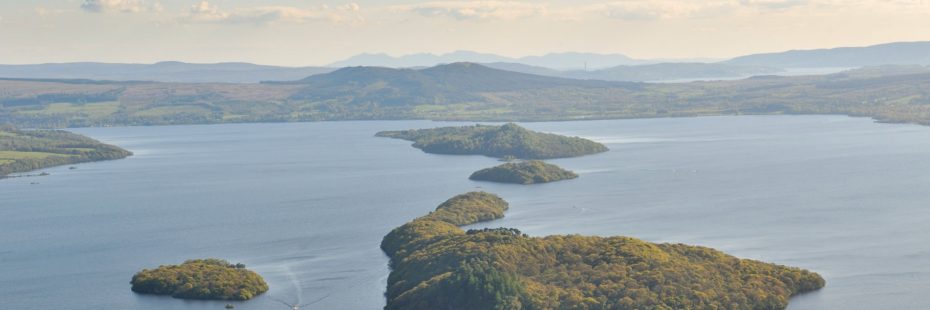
[[375, 123, 608, 159], [470, 160, 578, 184], [381, 192, 825, 310], [0, 126, 131, 177], [130, 259, 268, 301]]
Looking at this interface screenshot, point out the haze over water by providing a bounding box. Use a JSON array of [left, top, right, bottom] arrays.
[[1, 115, 929, 309]]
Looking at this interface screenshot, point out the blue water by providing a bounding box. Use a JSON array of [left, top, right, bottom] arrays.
[[2, 116, 929, 309]]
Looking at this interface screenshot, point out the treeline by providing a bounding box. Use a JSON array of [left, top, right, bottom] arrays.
[[130, 259, 268, 300], [381, 192, 825, 310], [0, 127, 132, 177], [376, 123, 608, 159]]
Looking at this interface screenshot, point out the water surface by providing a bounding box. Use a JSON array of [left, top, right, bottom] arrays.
[[1, 116, 929, 309]]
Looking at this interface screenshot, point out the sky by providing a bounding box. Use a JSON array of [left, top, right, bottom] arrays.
[[2, 0, 930, 66]]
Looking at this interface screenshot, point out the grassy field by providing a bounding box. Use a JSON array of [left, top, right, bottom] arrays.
[[133, 105, 213, 117], [15, 102, 120, 117], [0, 150, 68, 160]]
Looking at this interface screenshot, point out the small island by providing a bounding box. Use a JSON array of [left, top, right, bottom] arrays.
[[381, 192, 825, 310], [470, 160, 578, 184], [0, 126, 131, 178], [376, 123, 608, 159], [130, 259, 268, 301]]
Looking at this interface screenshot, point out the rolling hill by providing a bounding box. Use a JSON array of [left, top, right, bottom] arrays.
[[329, 50, 651, 69], [485, 62, 782, 82], [725, 41, 930, 68], [3, 63, 930, 128], [285, 62, 627, 105], [0, 62, 334, 83], [562, 62, 782, 82]]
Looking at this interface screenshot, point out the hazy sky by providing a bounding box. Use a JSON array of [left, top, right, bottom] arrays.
[[2, 0, 930, 66]]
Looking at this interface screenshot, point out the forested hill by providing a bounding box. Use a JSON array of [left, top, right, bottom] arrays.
[[376, 123, 608, 159], [725, 41, 930, 68], [284, 62, 626, 105], [380, 192, 825, 310], [0, 62, 334, 83], [0, 127, 131, 177]]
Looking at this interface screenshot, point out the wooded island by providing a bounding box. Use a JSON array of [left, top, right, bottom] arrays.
[[381, 192, 825, 310]]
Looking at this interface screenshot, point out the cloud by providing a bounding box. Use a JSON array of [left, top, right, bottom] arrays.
[[391, 0, 795, 22], [591, 0, 831, 21], [80, 0, 161, 13], [596, 1, 741, 21], [828, 0, 930, 12], [396, 1, 548, 21], [35, 7, 50, 17], [186, 0, 224, 21], [183, 1, 362, 25], [739, 0, 809, 10]]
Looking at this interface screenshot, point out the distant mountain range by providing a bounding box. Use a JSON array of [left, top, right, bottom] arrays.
[[482, 62, 782, 82], [339, 42, 930, 71], [327, 50, 718, 70], [2, 41, 930, 84], [0, 62, 334, 83], [725, 41, 930, 68], [0, 59, 773, 84]]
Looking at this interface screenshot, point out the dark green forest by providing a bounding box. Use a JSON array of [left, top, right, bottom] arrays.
[[130, 259, 268, 300], [470, 160, 578, 184], [381, 192, 825, 310], [376, 123, 608, 159], [0, 126, 132, 177]]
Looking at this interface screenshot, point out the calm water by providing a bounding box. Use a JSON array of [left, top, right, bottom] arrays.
[[2, 116, 929, 309]]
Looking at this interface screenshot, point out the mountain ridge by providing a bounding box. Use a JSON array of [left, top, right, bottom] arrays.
[[483, 62, 783, 82], [725, 41, 930, 68], [286, 62, 629, 106], [5, 41, 930, 83], [329, 50, 667, 69], [0, 61, 334, 83]]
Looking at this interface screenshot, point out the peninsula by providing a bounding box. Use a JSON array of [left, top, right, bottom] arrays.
[[0, 127, 131, 177], [381, 192, 825, 310]]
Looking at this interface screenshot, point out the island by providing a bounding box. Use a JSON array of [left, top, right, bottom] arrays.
[[375, 123, 608, 159], [381, 192, 825, 310], [130, 259, 268, 301], [0, 126, 131, 178], [470, 160, 578, 184]]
